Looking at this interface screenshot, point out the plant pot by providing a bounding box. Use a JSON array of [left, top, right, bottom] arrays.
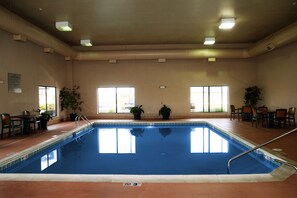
[[161, 113, 170, 120], [69, 113, 77, 121], [39, 119, 48, 130], [133, 114, 141, 120]]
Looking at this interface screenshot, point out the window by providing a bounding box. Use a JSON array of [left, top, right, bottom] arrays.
[[39, 86, 57, 116], [97, 87, 135, 113], [190, 86, 228, 112]]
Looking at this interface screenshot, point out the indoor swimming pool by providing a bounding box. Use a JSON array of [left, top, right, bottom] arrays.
[[0, 122, 281, 176]]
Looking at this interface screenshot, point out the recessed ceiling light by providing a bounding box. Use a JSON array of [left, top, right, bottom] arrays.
[[204, 37, 215, 45], [219, 18, 235, 29], [55, 21, 72, 31], [80, 39, 93, 47]]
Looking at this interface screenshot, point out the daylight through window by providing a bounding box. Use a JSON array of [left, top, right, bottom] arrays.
[[190, 86, 228, 112], [38, 86, 56, 116], [97, 87, 135, 113]]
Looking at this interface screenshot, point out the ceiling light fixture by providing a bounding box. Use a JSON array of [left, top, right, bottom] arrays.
[[55, 21, 72, 31], [13, 34, 27, 42], [158, 58, 166, 63], [43, 47, 54, 53], [80, 39, 93, 47], [219, 18, 235, 29], [204, 37, 215, 45], [208, 57, 216, 62], [109, 59, 117, 64]]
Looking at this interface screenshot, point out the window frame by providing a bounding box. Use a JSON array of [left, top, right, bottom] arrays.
[[38, 85, 57, 117], [97, 87, 135, 114], [190, 85, 228, 113]]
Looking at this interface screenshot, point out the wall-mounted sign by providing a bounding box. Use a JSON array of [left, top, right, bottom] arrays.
[[8, 73, 22, 93]]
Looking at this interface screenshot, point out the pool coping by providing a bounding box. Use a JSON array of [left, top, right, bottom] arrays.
[[0, 120, 296, 183]]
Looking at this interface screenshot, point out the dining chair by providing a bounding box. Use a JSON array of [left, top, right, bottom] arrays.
[[286, 107, 296, 127], [230, 105, 241, 121], [275, 109, 287, 128], [23, 110, 40, 131], [241, 106, 252, 121], [0, 113, 23, 139]]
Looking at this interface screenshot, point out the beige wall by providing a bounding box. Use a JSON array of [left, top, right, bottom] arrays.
[[0, 30, 69, 122], [1, 27, 296, 120], [73, 58, 257, 119], [256, 41, 297, 110]]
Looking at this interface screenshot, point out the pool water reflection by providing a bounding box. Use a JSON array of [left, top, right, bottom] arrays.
[[2, 125, 279, 175]]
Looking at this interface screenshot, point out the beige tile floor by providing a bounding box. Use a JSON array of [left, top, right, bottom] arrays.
[[0, 118, 297, 198]]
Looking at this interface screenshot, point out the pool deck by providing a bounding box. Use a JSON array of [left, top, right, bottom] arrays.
[[0, 118, 297, 198]]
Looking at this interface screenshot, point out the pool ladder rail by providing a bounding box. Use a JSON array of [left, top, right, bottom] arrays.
[[227, 127, 297, 174], [75, 115, 92, 127]]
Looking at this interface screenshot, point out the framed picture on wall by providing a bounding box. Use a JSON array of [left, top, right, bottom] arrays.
[[8, 72, 22, 93]]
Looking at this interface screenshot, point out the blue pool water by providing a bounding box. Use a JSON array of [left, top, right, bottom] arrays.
[[0, 123, 279, 175]]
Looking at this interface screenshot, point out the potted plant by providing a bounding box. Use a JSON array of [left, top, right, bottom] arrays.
[[60, 85, 84, 121], [159, 104, 171, 120], [39, 111, 53, 130], [244, 86, 262, 107], [130, 105, 144, 120]]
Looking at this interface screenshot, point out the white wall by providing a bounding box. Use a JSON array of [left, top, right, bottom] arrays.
[[1, 27, 296, 120]]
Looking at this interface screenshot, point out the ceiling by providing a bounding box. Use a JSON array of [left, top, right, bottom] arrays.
[[1, 0, 297, 48]]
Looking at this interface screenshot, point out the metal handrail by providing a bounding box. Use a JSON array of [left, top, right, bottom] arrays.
[[75, 115, 92, 127], [227, 127, 297, 174], [81, 115, 92, 125]]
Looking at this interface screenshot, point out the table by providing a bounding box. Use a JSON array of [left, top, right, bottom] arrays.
[[11, 115, 37, 135], [267, 111, 276, 128]]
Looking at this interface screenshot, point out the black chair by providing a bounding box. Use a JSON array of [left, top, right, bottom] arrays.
[[286, 107, 296, 127], [275, 109, 287, 128], [230, 105, 241, 120], [1, 113, 23, 139]]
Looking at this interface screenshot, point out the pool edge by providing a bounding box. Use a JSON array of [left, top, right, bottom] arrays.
[[0, 120, 296, 183]]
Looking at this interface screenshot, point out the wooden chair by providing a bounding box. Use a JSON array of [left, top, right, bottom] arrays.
[[241, 106, 252, 121], [230, 105, 241, 120], [1, 113, 23, 139], [275, 109, 287, 128], [286, 107, 296, 127]]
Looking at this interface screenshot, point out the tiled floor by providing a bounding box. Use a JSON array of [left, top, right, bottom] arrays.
[[0, 119, 297, 198]]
